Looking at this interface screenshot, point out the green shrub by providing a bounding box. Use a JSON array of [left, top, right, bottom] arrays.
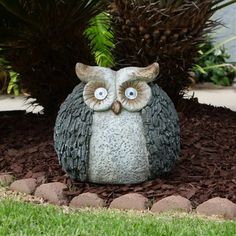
[[194, 38, 236, 86], [0, 55, 20, 95]]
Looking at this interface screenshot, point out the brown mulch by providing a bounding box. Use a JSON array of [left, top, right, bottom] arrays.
[[0, 100, 236, 208]]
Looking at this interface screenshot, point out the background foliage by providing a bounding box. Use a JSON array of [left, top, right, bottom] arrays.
[[109, 0, 236, 105], [0, 0, 108, 113], [194, 38, 236, 86], [85, 12, 114, 68], [0, 54, 20, 95]]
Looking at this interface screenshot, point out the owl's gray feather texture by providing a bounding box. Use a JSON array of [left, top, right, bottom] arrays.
[[54, 83, 93, 181], [141, 84, 180, 179]]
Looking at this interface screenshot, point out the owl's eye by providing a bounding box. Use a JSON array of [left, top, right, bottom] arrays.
[[118, 81, 151, 112], [94, 87, 108, 100], [125, 87, 138, 100]]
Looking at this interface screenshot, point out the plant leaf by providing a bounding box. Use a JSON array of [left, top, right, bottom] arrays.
[[200, 36, 236, 59], [84, 12, 114, 67], [195, 64, 207, 74]]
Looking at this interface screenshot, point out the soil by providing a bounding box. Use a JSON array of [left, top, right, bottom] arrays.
[[0, 99, 235, 208]]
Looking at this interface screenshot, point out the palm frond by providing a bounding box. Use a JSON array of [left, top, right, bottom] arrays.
[[85, 12, 114, 67], [211, 0, 236, 11]]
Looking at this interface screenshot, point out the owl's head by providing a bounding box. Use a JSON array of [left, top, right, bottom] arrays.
[[75, 63, 159, 114]]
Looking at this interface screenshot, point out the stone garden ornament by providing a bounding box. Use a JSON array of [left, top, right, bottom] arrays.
[[54, 63, 180, 184]]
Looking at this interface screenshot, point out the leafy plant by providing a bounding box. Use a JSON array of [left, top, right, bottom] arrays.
[[7, 71, 20, 95], [194, 37, 236, 86], [0, 0, 108, 114], [85, 12, 114, 68], [0, 52, 20, 95]]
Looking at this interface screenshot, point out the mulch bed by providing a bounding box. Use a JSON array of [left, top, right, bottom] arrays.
[[0, 99, 235, 208]]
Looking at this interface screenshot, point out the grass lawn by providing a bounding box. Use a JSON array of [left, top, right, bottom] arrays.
[[0, 199, 235, 236]]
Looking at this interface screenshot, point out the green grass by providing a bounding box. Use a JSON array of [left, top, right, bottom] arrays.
[[0, 200, 235, 236]]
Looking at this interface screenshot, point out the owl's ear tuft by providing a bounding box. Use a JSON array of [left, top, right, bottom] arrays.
[[76, 62, 104, 83], [75, 63, 92, 82], [132, 63, 159, 83]]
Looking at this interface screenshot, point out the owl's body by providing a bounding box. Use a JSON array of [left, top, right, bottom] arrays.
[[89, 110, 149, 184], [54, 63, 180, 184]]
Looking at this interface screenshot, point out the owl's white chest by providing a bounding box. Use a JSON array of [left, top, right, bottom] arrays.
[[88, 110, 150, 184]]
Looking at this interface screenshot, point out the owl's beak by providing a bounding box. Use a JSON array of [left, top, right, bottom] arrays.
[[112, 101, 122, 115]]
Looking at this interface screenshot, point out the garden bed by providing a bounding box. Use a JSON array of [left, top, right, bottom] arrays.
[[0, 100, 235, 208]]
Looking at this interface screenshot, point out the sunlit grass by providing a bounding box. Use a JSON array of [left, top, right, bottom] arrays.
[[0, 199, 235, 236]]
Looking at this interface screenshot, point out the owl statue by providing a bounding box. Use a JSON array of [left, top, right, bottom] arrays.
[[54, 62, 180, 184]]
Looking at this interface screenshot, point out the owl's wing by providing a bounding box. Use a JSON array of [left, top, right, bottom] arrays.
[[141, 84, 180, 179], [54, 83, 93, 181]]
